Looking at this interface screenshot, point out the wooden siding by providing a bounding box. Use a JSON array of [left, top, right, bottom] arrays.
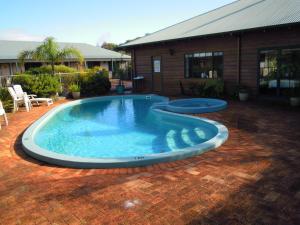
[[132, 25, 300, 96]]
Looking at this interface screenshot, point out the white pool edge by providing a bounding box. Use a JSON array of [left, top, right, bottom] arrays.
[[22, 95, 229, 168]]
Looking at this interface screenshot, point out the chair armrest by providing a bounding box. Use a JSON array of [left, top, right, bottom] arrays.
[[28, 94, 37, 99]]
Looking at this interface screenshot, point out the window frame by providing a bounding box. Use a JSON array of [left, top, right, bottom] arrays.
[[184, 51, 224, 79], [257, 45, 300, 96]]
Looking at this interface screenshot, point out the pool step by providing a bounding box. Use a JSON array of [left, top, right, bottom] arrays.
[[181, 128, 196, 146], [166, 128, 201, 150], [166, 130, 178, 150], [194, 127, 207, 140]]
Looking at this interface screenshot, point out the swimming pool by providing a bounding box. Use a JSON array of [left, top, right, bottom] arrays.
[[22, 95, 228, 168]]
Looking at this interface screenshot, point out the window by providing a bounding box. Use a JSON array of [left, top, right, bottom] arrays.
[[281, 48, 300, 81], [259, 50, 278, 79], [185, 51, 223, 79], [258, 47, 300, 96], [153, 59, 161, 73]]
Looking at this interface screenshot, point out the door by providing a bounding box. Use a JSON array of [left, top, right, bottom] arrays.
[[152, 56, 163, 93], [258, 50, 279, 96]]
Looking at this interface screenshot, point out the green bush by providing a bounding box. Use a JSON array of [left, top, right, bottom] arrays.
[[60, 74, 80, 95], [79, 71, 111, 97], [85, 66, 109, 77], [0, 88, 13, 112], [27, 65, 78, 75], [68, 83, 80, 92], [12, 74, 60, 97], [188, 79, 224, 98]]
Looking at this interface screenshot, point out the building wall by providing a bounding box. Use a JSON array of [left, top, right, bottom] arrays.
[[0, 62, 29, 75], [100, 62, 109, 71], [0, 63, 10, 76], [240, 26, 300, 91], [132, 25, 300, 96]]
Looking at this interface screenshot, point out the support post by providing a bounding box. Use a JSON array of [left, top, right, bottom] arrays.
[[111, 59, 114, 77], [15, 62, 19, 73], [9, 63, 13, 75], [237, 34, 241, 85]]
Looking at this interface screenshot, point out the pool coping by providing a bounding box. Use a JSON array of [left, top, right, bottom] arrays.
[[165, 98, 228, 114], [22, 95, 229, 168]]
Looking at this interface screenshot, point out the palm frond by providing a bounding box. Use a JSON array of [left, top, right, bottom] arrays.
[[57, 47, 84, 64], [18, 37, 84, 70], [18, 50, 35, 65], [34, 37, 59, 63]]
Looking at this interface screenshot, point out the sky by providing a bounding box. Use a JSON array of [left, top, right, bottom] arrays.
[[0, 0, 235, 46]]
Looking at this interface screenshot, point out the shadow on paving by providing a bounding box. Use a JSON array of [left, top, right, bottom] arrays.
[[186, 102, 300, 225], [13, 133, 64, 168]]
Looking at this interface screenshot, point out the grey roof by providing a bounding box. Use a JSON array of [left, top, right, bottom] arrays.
[[121, 0, 300, 47], [0, 40, 130, 61]]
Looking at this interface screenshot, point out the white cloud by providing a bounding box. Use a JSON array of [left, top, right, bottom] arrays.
[[0, 29, 46, 41]]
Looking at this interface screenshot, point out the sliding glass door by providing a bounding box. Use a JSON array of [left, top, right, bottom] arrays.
[[280, 48, 300, 96], [259, 50, 278, 96], [259, 47, 300, 97]]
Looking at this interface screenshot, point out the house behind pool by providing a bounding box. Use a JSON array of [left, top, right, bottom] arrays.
[[121, 0, 300, 100]]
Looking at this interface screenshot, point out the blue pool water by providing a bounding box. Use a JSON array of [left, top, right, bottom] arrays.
[[34, 96, 218, 158]]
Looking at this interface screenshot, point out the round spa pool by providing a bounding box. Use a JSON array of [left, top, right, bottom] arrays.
[[22, 95, 228, 168], [165, 98, 227, 114]]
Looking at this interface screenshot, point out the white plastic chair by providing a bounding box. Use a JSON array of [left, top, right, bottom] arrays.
[[13, 84, 53, 106], [0, 101, 8, 129], [8, 87, 31, 112]]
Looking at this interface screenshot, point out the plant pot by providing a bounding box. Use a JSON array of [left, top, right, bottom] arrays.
[[116, 85, 125, 94], [239, 92, 249, 101], [72, 92, 80, 99], [290, 97, 300, 107]]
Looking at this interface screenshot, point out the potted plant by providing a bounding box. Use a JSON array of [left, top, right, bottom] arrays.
[[69, 83, 81, 99], [238, 85, 250, 101], [290, 87, 300, 107]]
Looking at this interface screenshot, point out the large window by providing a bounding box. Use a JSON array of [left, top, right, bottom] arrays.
[[185, 52, 223, 79], [259, 47, 300, 96], [259, 50, 278, 95]]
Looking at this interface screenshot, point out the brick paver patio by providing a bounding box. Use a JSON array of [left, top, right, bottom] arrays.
[[0, 99, 299, 225]]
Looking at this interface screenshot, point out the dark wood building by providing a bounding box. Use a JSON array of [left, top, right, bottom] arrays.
[[121, 0, 300, 98]]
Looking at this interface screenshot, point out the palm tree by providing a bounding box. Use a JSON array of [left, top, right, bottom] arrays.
[[18, 37, 84, 75]]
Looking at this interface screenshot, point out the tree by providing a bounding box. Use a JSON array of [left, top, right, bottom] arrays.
[[18, 37, 84, 75], [101, 42, 118, 51]]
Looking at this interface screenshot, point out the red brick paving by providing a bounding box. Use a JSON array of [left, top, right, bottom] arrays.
[[0, 99, 299, 224]]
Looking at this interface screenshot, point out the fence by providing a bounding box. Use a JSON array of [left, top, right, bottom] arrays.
[[0, 72, 133, 94], [0, 73, 80, 88]]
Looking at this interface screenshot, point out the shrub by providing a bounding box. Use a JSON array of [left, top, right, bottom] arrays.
[[188, 79, 224, 98], [60, 74, 80, 95], [85, 66, 109, 77], [12, 74, 60, 97], [0, 88, 13, 112], [79, 71, 111, 97], [115, 66, 127, 82], [27, 65, 78, 75], [68, 83, 80, 92]]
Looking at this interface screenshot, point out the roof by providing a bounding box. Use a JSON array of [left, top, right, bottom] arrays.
[[0, 40, 131, 61], [121, 0, 300, 47]]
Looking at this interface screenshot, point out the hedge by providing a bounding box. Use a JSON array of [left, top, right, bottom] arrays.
[[12, 74, 60, 97]]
